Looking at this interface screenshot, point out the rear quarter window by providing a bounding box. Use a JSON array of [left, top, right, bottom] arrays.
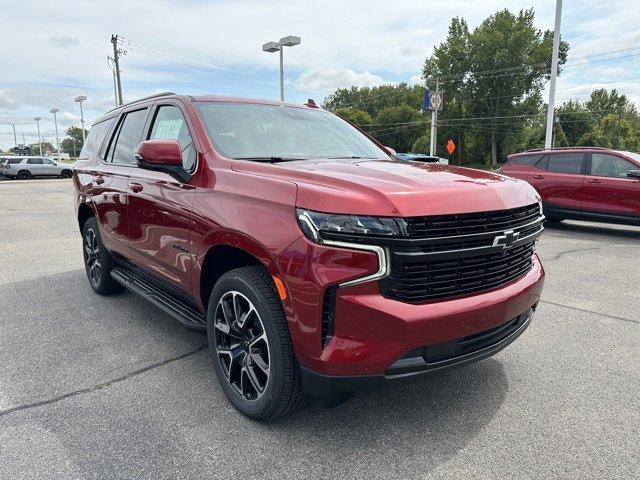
[[79, 117, 116, 160], [6, 158, 24, 165]]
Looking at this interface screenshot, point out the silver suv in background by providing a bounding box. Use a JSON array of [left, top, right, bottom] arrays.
[[1, 157, 73, 180]]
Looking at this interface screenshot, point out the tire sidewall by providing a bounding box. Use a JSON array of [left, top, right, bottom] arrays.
[[82, 218, 114, 294], [207, 269, 287, 419]]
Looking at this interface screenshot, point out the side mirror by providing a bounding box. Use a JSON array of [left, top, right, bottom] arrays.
[[627, 170, 640, 179], [384, 146, 397, 157], [135, 140, 189, 182]]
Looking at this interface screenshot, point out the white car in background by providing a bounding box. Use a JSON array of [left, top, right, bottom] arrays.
[[0, 157, 73, 180]]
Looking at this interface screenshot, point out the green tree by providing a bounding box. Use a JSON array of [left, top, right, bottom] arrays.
[[335, 107, 373, 126], [411, 135, 431, 153], [373, 105, 424, 152], [423, 8, 568, 165], [61, 126, 87, 157]]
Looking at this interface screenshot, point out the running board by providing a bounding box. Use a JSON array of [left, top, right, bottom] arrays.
[[110, 267, 207, 330]]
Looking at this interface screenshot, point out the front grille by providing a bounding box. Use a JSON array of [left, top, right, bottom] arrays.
[[405, 203, 541, 238], [379, 203, 544, 302]]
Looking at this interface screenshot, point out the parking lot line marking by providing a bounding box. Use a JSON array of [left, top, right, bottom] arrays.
[[540, 300, 640, 326]]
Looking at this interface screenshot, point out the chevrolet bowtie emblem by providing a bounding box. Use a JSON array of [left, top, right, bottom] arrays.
[[492, 229, 520, 249]]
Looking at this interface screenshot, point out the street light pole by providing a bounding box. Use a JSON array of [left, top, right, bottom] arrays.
[[50, 108, 60, 160], [545, 0, 562, 149], [75, 95, 87, 143], [262, 35, 301, 101], [34, 117, 42, 156], [10, 123, 17, 148]]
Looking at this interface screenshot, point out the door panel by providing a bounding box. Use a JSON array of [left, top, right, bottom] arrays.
[[126, 169, 196, 289], [527, 153, 585, 211], [582, 153, 640, 217], [86, 164, 132, 257]]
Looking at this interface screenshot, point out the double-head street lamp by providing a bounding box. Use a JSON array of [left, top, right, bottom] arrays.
[[74, 95, 87, 143], [50, 108, 60, 159], [34, 117, 42, 156], [262, 35, 301, 101]]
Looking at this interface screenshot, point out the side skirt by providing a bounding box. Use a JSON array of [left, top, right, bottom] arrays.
[[110, 267, 207, 330]]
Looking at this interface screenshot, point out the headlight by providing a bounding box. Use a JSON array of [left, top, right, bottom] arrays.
[[297, 208, 407, 243]]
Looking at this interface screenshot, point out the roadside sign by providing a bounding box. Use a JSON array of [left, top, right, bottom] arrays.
[[423, 90, 430, 110], [430, 92, 443, 111], [446, 139, 456, 155]]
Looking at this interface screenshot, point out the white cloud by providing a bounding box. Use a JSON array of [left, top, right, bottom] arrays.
[[295, 67, 387, 93], [49, 35, 79, 48]]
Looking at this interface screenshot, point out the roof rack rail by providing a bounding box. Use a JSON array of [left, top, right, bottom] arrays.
[[106, 92, 175, 113], [523, 146, 610, 153]]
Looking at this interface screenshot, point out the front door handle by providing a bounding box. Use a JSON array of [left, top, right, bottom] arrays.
[[532, 175, 545, 180], [130, 182, 144, 193], [586, 179, 602, 184]]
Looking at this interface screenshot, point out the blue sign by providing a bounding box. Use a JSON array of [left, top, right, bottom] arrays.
[[423, 90, 430, 110]]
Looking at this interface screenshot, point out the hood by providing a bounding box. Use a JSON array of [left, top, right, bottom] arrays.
[[232, 159, 540, 218]]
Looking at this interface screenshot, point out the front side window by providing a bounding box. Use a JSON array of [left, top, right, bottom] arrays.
[[108, 109, 148, 164], [197, 102, 389, 161], [590, 154, 638, 178], [149, 105, 196, 173], [509, 154, 544, 166], [80, 117, 116, 160], [26, 158, 43, 165], [547, 153, 584, 174], [43, 158, 55, 165]]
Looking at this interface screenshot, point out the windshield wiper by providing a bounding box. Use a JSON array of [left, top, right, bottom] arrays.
[[234, 156, 307, 163]]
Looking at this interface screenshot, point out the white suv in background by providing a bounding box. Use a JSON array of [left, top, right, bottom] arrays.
[[1, 157, 73, 180]]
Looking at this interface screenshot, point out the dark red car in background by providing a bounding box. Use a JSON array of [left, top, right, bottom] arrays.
[[74, 93, 545, 419], [501, 147, 640, 225]]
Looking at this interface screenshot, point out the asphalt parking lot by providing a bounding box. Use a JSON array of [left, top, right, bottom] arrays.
[[1, 179, 638, 480]]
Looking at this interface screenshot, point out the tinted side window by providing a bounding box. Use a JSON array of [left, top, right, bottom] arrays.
[[509, 154, 544, 166], [7, 158, 23, 165], [27, 158, 43, 165], [80, 118, 115, 159], [149, 105, 196, 173], [547, 153, 583, 174], [108, 109, 148, 164], [591, 154, 638, 178]]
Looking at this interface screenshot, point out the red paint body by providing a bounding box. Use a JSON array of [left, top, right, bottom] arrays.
[[502, 148, 640, 223], [74, 94, 545, 377]]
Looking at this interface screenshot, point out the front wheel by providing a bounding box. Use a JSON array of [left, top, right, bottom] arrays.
[[60, 169, 73, 179], [207, 266, 306, 420]]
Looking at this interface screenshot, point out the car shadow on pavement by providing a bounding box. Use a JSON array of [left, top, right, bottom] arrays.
[[544, 220, 640, 240]]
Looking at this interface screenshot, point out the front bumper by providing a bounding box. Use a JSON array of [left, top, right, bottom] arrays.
[[301, 307, 534, 399]]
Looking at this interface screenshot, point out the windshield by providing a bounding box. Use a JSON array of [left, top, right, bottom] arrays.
[[196, 102, 389, 161]]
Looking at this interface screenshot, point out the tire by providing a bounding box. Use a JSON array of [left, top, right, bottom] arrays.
[[207, 266, 306, 420], [60, 169, 72, 179], [82, 217, 123, 295], [17, 170, 31, 180], [545, 216, 564, 224]]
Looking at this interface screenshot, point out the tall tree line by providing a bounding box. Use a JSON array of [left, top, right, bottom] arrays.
[[323, 9, 639, 165]]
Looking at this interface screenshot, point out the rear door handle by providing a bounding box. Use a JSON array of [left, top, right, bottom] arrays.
[[586, 179, 601, 184], [130, 182, 144, 193], [532, 175, 545, 179]]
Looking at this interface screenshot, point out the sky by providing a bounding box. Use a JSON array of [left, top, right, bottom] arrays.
[[1, 0, 640, 150]]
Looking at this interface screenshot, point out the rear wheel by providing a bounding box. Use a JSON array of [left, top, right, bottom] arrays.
[[17, 170, 31, 180], [207, 266, 306, 420], [82, 217, 123, 295]]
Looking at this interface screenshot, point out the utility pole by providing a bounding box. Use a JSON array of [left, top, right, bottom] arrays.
[[11, 123, 17, 148], [22, 132, 25, 146], [111, 35, 124, 106], [429, 78, 440, 156], [34, 117, 42, 156], [545, 0, 562, 149]]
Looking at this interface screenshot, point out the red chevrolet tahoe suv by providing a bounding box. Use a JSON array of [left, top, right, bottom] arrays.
[[73, 93, 545, 419], [501, 147, 640, 225]]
